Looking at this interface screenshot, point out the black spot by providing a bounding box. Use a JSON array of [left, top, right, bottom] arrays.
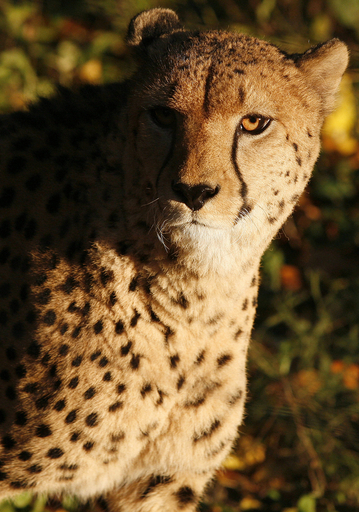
[[94, 320, 103, 334], [0, 247, 10, 264], [90, 351, 101, 361], [194, 419, 221, 442], [12, 321, 24, 339], [130, 310, 140, 327], [15, 364, 26, 379], [35, 395, 50, 410], [41, 353, 50, 366], [10, 299, 20, 314], [26, 310, 37, 324], [229, 389, 243, 406], [175, 486, 196, 506], [83, 441, 94, 451], [68, 302, 78, 313], [24, 382, 38, 393], [18, 451, 32, 461], [0, 370, 10, 381], [72, 326, 82, 339], [234, 328, 243, 340], [108, 401, 123, 412], [5, 386, 16, 400], [100, 268, 114, 286], [0, 282, 11, 298], [25, 173, 42, 191], [10, 480, 29, 490], [24, 219, 37, 239], [7, 155, 26, 174], [65, 410, 77, 424], [109, 291, 117, 306], [33, 147, 51, 160], [0, 219, 11, 238], [120, 341, 132, 356], [84, 387, 96, 400], [27, 464, 42, 474], [86, 412, 98, 427], [103, 371, 112, 382], [117, 383, 126, 394], [54, 399, 66, 412], [47, 448, 64, 459], [186, 396, 205, 407], [170, 354, 180, 369], [46, 193, 61, 214], [217, 354, 233, 367], [0, 310, 8, 325], [72, 356, 82, 367], [177, 375, 185, 390], [149, 308, 160, 322], [36, 424, 52, 437], [242, 298, 248, 311], [99, 356, 108, 367], [2, 435, 16, 449], [59, 322, 68, 335], [129, 276, 138, 292], [70, 432, 81, 442], [0, 187, 15, 208], [59, 463, 78, 471], [68, 377, 79, 389], [59, 344, 69, 356], [43, 309, 56, 326], [96, 498, 109, 512], [0, 410, 6, 423], [130, 353, 140, 370], [195, 350, 205, 365], [0, 470, 8, 481], [62, 276, 79, 294], [6, 346, 17, 360], [178, 292, 188, 309], [141, 383, 152, 398], [115, 319, 124, 334], [141, 475, 172, 498], [296, 156, 302, 166], [27, 341, 41, 358], [15, 411, 27, 426]]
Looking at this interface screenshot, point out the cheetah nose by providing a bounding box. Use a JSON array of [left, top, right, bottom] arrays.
[[171, 181, 220, 211]]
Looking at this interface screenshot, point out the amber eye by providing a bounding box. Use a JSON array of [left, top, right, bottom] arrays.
[[240, 114, 271, 135], [150, 107, 176, 128]]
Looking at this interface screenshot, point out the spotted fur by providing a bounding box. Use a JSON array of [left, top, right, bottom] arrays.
[[0, 8, 348, 511]]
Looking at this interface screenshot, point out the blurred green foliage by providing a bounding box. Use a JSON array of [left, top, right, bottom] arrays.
[[0, 0, 358, 511]]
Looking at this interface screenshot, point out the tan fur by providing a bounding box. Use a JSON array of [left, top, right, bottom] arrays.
[[0, 9, 348, 511]]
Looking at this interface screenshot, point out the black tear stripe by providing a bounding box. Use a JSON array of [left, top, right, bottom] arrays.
[[232, 127, 249, 224], [154, 123, 177, 193], [203, 63, 215, 116]]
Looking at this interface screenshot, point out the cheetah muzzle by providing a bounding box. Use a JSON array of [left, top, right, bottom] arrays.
[[0, 8, 348, 512]]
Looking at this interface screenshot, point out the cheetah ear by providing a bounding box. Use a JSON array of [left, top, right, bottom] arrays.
[[296, 39, 349, 116], [126, 8, 183, 49]]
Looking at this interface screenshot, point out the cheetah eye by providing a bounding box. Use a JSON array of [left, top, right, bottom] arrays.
[[240, 114, 271, 135], [150, 107, 176, 129]]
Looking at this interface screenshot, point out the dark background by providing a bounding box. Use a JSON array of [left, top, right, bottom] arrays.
[[0, 1, 358, 510]]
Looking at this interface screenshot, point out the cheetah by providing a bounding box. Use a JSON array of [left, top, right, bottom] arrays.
[[0, 8, 348, 512]]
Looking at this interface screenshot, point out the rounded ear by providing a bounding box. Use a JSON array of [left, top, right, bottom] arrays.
[[295, 39, 349, 116], [126, 8, 183, 48]]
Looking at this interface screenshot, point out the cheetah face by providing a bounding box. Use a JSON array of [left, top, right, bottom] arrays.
[[124, 11, 347, 257]]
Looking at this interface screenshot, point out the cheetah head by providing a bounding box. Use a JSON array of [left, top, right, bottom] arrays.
[[121, 9, 348, 267]]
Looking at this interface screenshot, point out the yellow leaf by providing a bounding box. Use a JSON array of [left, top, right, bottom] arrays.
[[239, 496, 263, 510], [322, 74, 358, 155], [222, 454, 246, 471]]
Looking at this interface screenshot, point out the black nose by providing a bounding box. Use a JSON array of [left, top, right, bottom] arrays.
[[171, 182, 220, 211]]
